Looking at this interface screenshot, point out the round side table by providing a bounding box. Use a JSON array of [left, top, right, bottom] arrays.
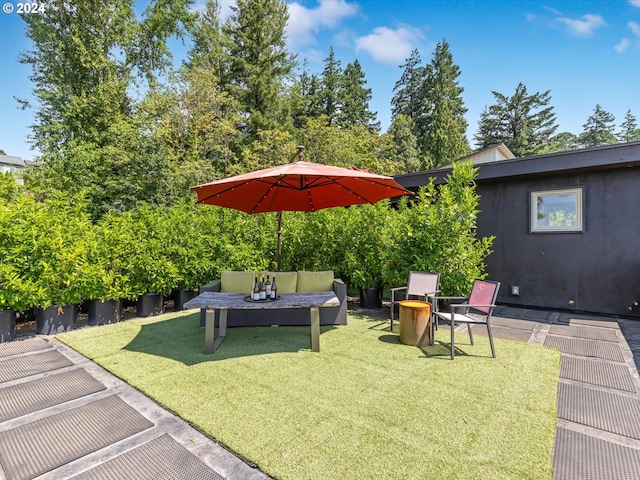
[[398, 300, 432, 346]]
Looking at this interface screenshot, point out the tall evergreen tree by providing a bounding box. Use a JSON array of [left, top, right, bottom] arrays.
[[384, 114, 420, 173], [421, 40, 469, 168], [337, 59, 379, 131], [290, 60, 323, 128], [617, 109, 640, 142], [391, 49, 424, 124], [474, 82, 558, 157], [321, 46, 342, 125], [223, 0, 296, 134], [579, 104, 617, 147], [186, 0, 229, 82]]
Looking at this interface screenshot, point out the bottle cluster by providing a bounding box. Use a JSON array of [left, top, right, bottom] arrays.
[[251, 274, 277, 301]]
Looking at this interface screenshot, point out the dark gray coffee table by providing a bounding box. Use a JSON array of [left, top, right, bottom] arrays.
[[183, 292, 340, 354]]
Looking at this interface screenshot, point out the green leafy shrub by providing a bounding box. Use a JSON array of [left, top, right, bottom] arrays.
[[385, 162, 494, 295], [11, 192, 94, 308]]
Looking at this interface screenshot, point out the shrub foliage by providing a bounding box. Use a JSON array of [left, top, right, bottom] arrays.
[[0, 163, 492, 311]]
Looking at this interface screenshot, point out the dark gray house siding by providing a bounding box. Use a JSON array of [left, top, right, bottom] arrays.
[[395, 141, 640, 318]]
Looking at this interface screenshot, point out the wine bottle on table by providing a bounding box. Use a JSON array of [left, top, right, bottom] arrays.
[[270, 275, 277, 299], [259, 275, 267, 300], [252, 276, 260, 301], [265, 275, 272, 298]]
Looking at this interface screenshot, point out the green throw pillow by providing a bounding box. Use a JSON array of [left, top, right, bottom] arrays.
[[296, 270, 334, 292], [262, 272, 297, 294], [221, 271, 256, 294]]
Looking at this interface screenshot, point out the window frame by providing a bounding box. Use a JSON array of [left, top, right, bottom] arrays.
[[530, 187, 583, 233]]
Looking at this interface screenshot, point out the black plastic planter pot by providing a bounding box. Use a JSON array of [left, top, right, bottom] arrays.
[[136, 293, 164, 317], [359, 287, 382, 309], [174, 289, 198, 311], [88, 299, 122, 325], [437, 298, 452, 313], [36, 305, 78, 334], [0, 309, 16, 343]]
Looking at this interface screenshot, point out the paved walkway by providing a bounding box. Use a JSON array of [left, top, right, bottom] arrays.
[[1, 304, 640, 479]]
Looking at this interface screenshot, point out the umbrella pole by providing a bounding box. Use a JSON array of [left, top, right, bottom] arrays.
[[277, 211, 282, 272]]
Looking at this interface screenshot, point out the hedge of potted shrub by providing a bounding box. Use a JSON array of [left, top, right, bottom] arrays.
[[80, 216, 133, 325]]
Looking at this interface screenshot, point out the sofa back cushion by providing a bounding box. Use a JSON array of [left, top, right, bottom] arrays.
[[297, 270, 334, 292], [221, 271, 255, 294], [262, 271, 297, 294]]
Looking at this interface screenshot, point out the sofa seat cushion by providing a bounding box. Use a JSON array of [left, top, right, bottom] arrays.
[[221, 271, 255, 294], [262, 271, 297, 294], [297, 270, 334, 292]]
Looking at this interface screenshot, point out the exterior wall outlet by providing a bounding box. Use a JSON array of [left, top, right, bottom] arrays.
[[510, 285, 520, 296]]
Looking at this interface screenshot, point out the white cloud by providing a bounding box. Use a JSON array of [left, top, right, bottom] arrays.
[[355, 26, 424, 64], [629, 0, 640, 7], [557, 13, 606, 37], [615, 37, 630, 52], [286, 0, 359, 46], [630, 21, 640, 37]]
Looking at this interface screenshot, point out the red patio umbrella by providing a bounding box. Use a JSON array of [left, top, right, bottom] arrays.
[[190, 147, 413, 269]]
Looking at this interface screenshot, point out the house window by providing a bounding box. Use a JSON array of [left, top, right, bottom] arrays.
[[530, 187, 583, 232]]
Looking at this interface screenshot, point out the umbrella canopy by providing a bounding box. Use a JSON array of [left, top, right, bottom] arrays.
[[190, 161, 413, 213], [190, 151, 413, 270]]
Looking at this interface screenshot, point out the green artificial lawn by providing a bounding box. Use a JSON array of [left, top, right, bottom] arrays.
[[58, 311, 560, 480]]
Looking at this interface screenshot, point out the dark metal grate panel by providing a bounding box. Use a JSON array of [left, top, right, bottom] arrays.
[[558, 383, 640, 439], [0, 349, 73, 384], [0, 395, 153, 480], [470, 324, 532, 342], [0, 337, 51, 358], [553, 427, 640, 480], [544, 335, 625, 362], [560, 356, 636, 392], [489, 316, 538, 331], [569, 318, 620, 329], [549, 324, 618, 342], [0, 369, 106, 422], [70, 434, 225, 480]]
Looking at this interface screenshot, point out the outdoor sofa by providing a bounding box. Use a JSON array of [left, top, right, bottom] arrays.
[[199, 270, 347, 327]]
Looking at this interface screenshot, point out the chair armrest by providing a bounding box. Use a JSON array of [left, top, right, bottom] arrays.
[[333, 278, 347, 302], [390, 286, 407, 302], [450, 303, 496, 311], [389, 286, 408, 293], [200, 279, 221, 293], [432, 295, 467, 301]]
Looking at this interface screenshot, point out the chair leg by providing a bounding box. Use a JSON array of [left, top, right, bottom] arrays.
[[487, 323, 496, 358], [467, 323, 474, 345], [450, 313, 455, 360]]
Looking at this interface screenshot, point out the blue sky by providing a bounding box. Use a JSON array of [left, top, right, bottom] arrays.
[[1, 0, 640, 160]]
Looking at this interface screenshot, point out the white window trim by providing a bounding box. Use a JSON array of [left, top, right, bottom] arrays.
[[530, 187, 583, 233]]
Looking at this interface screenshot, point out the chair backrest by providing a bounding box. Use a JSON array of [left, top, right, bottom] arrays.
[[468, 279, 501, 314], [407, 272, 440, 298]]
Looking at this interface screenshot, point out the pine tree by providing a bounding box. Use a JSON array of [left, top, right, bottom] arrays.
[[421, 40, 470, 168], [617, 109, 640, 142], [186, 0, 229, 83], [391, 49, 424, 124], [290, 60, 324, 128], [474, 82, 558, 157], [337, 59, 379, 131], [579, 104, 617, 147], [223, 0, 296, 134], [384, 114, 420, 173], [321, 46, 342, 125]]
